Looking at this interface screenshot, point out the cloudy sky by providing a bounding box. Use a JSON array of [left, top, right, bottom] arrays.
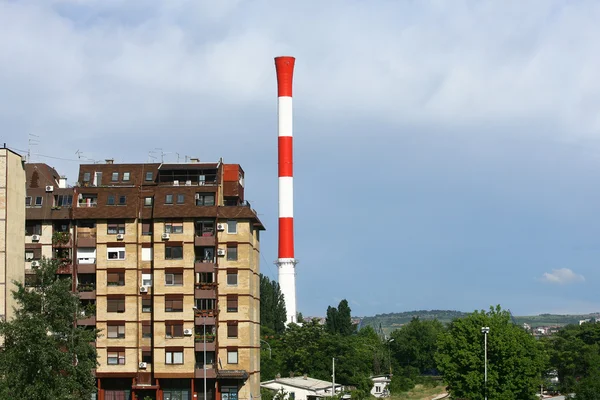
[[3, 0, 600, 317]]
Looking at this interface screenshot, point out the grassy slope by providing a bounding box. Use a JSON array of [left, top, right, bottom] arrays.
[[361, 310, 600, 332], [389, 383, 447, 400]]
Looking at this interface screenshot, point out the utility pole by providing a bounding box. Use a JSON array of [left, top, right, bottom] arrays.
[[332, 357, 335, 398], [481, 326, 490, 400]]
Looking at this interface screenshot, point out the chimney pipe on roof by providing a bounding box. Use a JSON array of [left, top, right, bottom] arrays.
[[105, 159, 114, 164]]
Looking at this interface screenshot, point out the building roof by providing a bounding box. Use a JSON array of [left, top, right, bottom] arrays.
[[262, 376, 343, 391], [25, 163, 61, 188]]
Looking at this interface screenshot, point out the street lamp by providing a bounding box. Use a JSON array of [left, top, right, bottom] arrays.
[[387, 338, 395, 376], [260, 339, 272, 359], [481, 327, 490, 400]]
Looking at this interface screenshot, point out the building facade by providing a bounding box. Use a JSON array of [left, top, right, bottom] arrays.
[[0, 147, 26, 324], [25, 159, 263, 400]]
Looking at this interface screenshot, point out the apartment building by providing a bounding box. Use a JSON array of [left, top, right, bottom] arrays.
[[0, 147, 26, 324], [25, 159, 263, 400]]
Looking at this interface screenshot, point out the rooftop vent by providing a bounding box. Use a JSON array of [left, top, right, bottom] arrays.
[[105, 159, 114, 164], [189, 158, 199, 163]]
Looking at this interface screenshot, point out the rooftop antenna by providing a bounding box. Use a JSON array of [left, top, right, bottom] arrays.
[[148, 150, 157, 163], [28, 133, 40, 163], [176, 153, 181, 163]]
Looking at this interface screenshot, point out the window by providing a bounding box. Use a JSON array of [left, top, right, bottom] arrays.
[[118, 195, 126, 205], [141, 248, 153, 262], [77, 247, 96, 264], [142, 298, 152, 313], [107, 349, 125, 365], [227, 349, 238, 364], [123, 172, 130, 181], [107, 222, 125, 234], [227, 244, 238, 261], [375, 386, 382, 393], [165, 296, 183, 312], [25, 248, 41, 261], [107, 297, 125, 313], [107, 248, 125, 260], [107, 323, 125, 339], [195, 193, 215, 206], [196, 272, 215, 285], [227, 220, 237, 234], [227, 322, 238, 338], [144, 197, 152, 206], [107, 195, 115, 205], [25, 250, 35, 261], [227, 270, 238, 286], [165, 194, 173, 204], [142, 350, 152, 364], [142, 273, 152, 286], [196, 298, 216, 311], [165, 349, 184, 364], [227, 295, 238, 312], [25, 196, 31, 206], [83, 172, 91, 182], [165, 272, 183, 286], [164, 221, 183, 234], [145, 172, 153, 181], [111, 172, 119, 181], [34, 196, 43, 206], [54, 194, 73, 207], [142, 323, 152, 339], [165, 246, 183, 260], [142, 220, 152, 235], [25, 221, 41, 236], [107, 271, 125, 286], [176, 194, 185, 204], [165, 322, 183, 338]]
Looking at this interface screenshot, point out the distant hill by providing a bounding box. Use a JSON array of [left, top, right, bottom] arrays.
[[360, 310, 600, 334]]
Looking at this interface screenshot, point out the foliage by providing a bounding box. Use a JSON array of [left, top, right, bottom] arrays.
[[435, 305, 545, 400], [544, 321, 600, 396], [260, 274, 287, 334], [390, 317, 445, 375], [325, 299, 355, 336], [52, 231, 71, 245], [0, 258, 98, 400]]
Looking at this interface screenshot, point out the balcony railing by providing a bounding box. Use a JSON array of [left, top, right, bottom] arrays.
[[52, 232, 71, 246], [195, 334, 216, 343], [77, 200, 97, 208], [77, 283, 95, 292], [77, 227, 97, 238]]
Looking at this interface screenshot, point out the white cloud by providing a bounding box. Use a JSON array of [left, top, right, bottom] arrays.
[[541, 268, 585, 285]]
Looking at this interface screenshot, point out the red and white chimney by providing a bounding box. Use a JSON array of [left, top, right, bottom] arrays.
[[275, 56, 298, 324]]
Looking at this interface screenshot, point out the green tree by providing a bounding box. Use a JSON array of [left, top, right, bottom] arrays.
[[390, 317, 445, 374], [325, 299, 354, 336], [436, 305, 545, 400], [260, 274, 287, 334], [0, 258, 98, 399]]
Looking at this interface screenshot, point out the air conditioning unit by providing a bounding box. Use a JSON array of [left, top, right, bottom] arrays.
[[185, 180, 192, 186], [173, 180, 179, 186], [139, 362, 147, 369], [140, 286, 148, 293], [217, 248, 226, 256], [216, 224, 225, 231], [183, 329, 193, 336], [45, 185, 54, 192], [116, 233, 124, 240], [161, 233, 170, 240], [31, 234, 41, 242], [31, 261, 40, 267]]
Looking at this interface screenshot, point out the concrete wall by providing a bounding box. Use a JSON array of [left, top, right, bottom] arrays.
[[0, 149, 25, 322]]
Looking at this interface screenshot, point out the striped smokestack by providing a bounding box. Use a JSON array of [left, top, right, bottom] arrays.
[[275, 56, 298, 324]]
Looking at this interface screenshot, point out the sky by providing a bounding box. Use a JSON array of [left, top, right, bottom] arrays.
[[2, 0, 600, 317]]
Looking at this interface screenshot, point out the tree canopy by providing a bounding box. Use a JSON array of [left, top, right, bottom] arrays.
[[325, 299, 355, 336], [0, 258, 98, 400], [436, 305, 546, 400], [260, 274, 287, 334]]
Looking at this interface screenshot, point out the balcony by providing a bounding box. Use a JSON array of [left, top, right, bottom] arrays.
[[195, 340, 216, 352], [52, 232, 72, 248], [77, 315, 96, 326], [195, 315, 216, 326], [77, 197, 97, 208], [194, 364, 217, 379], [195, 232, 215, 247], [195, 260, 216, 273], [56, 259, 73, 274], [195, 283, 217, 299], [77, 227, 97, 246], [77, 261, 96, 274], [77, 283, 96, 300]]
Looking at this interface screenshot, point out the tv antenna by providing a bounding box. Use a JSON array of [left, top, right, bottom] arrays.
[[28, 134, 40, 163]]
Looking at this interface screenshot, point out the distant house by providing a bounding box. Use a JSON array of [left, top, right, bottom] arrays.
[[370, 376, 390, 398], [261, 375, 344, 400]]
